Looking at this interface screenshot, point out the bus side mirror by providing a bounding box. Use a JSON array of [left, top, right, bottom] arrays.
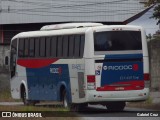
[[5, 56, 9, 66]]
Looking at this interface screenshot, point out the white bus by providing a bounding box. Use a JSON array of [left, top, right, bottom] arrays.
[[9, 23, 150, 111]]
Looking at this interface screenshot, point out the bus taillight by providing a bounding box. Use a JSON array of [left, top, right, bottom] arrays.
[[144, 73, 150, 81], [144, 73, 150, 88], [87, 75, 96, 90]]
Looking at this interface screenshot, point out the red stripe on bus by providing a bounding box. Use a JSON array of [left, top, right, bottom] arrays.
[[96, 80, 144, 91], [17, 58, 59, 68]]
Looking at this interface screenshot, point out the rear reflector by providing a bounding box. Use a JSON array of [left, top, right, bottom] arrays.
[[87, 75, 96, 90], [144, 73, 150, 81], [144, 73, 150, 88]]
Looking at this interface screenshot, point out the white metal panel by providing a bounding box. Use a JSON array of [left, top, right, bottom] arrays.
[[94, 25, 143, 32], [70, 59, 86, 103], [11, 65, 28, 99], [86, 88, 149, 102], [83, 28, 94, 58]]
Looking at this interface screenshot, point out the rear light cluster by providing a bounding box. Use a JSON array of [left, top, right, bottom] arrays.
[[144, 73, 150, 88], [87, 75, 96, 90], [144, 73, 150, 81]]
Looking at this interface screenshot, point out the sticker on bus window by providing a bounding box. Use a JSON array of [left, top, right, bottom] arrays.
[[97, 65, 101, 70], [95, 70, 100, 75]]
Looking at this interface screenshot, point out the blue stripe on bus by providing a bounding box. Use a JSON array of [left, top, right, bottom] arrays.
[[104, 53, 143, 59], [26, 64, 72, 102]]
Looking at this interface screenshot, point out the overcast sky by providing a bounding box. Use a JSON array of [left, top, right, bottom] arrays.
[[129, 6, 159, 35]]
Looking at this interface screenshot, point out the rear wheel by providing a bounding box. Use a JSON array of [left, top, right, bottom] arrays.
[[62, 90, 70, 108], [21, 87, 35, 106], [61, 90, 88, 112], [22, 88, 28, 105], [106, 102, 126, 111]]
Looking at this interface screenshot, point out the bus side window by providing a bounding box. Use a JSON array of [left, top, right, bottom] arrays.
[[63, 36, 69, 58], [51, 36, 57, 57], [80, 35, 85, 58], [68, 35, 74, 58], [29, 38, 35, 57], [24, 38, 29, 57], [74, 35, 81, 58], [35, 38, 40, 57], [57, 36, 63, 58], [18, 39, 24, 57], [10, 39, 17, 78], [46, 37, 51, 57], [40, 37, 46, 57]]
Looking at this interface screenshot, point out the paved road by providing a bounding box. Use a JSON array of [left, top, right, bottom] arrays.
[[78, 105, 160, 120]]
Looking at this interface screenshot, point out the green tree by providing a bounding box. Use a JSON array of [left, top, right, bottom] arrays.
[[147, 0, 160, 24], [146, 33, 152, 40]]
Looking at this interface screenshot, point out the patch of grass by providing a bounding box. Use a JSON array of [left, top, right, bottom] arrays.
[[0, 90, 21, 102], [0, 105, 68, 111], [144, 96, 153, 104], [0, 90, 13, 102]]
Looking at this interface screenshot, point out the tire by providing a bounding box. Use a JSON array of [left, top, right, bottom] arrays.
[[22, 88, 35, 106], [61, 90, 88, 111], [62, 90, 70, 108], [106, 102, 126, 111], [22, 88, 28, 105]]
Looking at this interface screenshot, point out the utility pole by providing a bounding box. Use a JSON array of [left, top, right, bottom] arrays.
[[0, 0, 2, 12]]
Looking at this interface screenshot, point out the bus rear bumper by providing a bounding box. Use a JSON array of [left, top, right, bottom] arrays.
[[86, 88, 149, 102]]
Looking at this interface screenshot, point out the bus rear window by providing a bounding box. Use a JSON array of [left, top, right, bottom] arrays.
[[94, 31, 142, 51]]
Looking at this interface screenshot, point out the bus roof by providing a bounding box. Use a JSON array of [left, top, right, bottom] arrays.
[[12, 27, 88, 40], [40, 23, 103, 31], [11, 24, 143, 41]]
